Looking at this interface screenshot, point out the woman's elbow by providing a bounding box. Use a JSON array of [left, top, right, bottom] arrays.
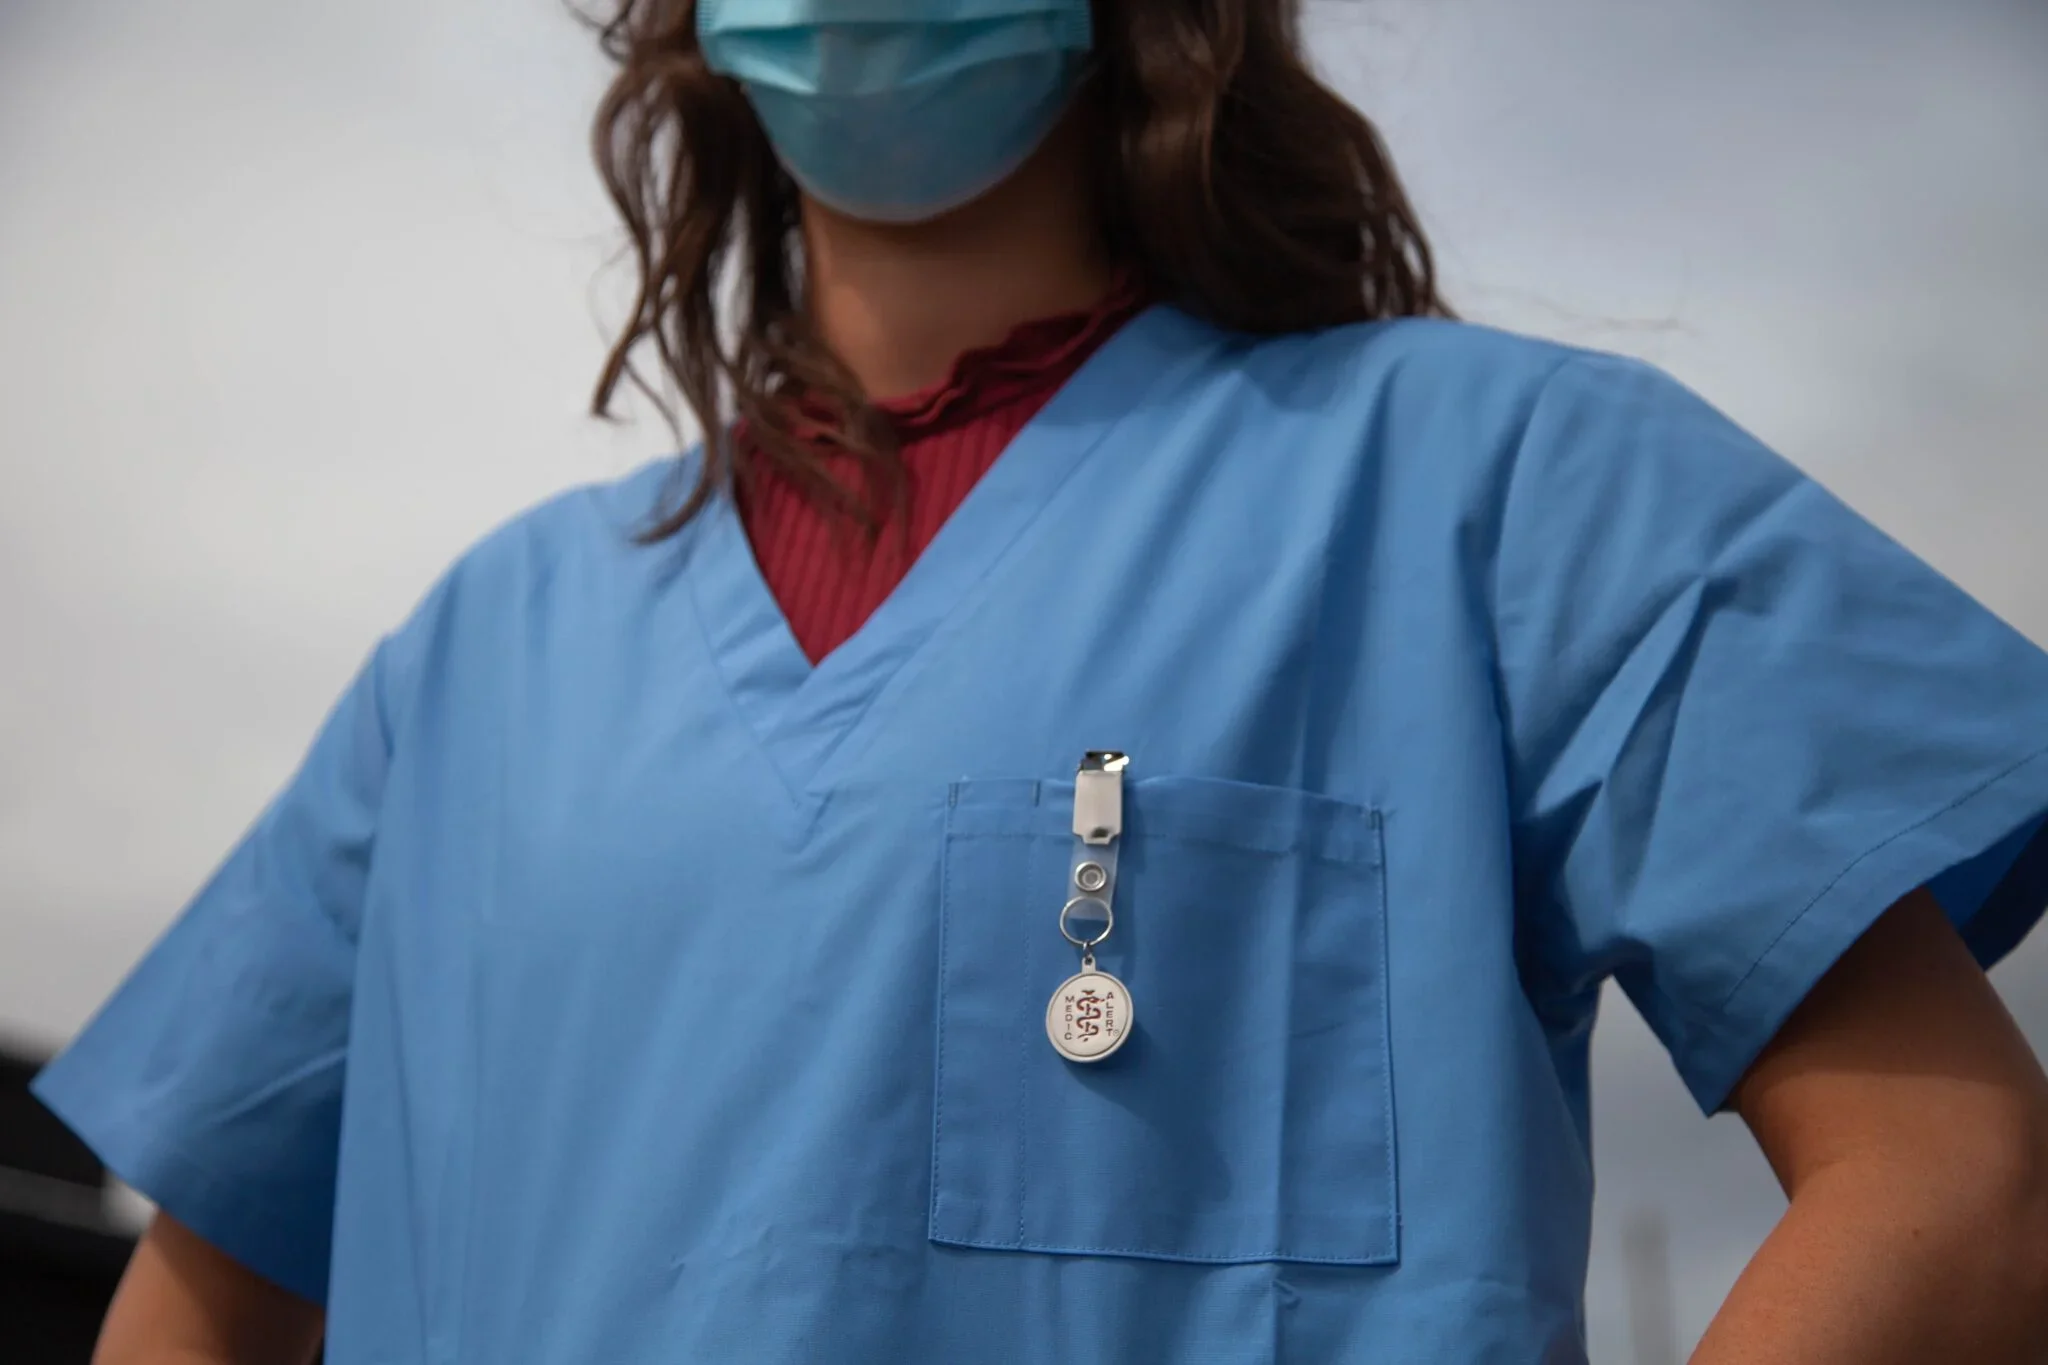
[[2005, 1119, 2048, 1305], [1935, 1100, 2048, 1323]]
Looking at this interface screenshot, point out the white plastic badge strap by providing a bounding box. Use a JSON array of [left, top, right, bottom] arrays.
[[1047, 751, 1134, 1064]]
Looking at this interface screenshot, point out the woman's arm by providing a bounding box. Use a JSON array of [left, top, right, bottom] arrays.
[[95, 1213, 325, 1365], [1695, 889, 2048, 1363]]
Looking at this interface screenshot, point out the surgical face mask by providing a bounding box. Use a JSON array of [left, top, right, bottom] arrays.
[[698, 0, 1094, 225]]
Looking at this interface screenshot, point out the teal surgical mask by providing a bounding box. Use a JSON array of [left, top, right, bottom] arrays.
[[698, 0, 1095, 224]]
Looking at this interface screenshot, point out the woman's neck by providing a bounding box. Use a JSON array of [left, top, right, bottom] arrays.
[[797, 111, 1118, 401]]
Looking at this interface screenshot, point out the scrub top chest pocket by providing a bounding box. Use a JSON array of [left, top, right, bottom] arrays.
[[933, 774, 1398, 1266]]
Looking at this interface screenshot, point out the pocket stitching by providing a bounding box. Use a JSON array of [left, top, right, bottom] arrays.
[[929, 792, 957, 1246], [932, 1233, 1400, 1265], [1011, 826, 1036, 1247], [1372, 809, 1400, 1261], [934, 780, 1398, 1266], [950, 779, 1381, 865]]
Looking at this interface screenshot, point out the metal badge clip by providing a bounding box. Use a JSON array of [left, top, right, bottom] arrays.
[[1048, 751, 1134, 1063]]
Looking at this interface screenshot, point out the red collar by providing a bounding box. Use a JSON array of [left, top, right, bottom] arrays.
[[871, 270, 1149, 438]]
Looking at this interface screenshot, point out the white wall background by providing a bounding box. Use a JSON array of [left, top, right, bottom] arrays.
[[3, 1, 2044, 1358]]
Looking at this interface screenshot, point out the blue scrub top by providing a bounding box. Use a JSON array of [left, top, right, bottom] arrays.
[[35, 308, 2048, 1363]]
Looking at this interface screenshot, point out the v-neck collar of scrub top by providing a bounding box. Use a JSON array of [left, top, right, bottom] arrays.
[[686, 302, 1218, 821]]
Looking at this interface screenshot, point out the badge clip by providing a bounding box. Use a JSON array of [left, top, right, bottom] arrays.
[[1048, 751, 1134, 1064]]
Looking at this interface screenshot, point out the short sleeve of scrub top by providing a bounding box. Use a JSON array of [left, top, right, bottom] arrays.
[[20, 312, 2048, 1361], [1495, 352, 2048, 1111], [29, 588, 432, 1302]]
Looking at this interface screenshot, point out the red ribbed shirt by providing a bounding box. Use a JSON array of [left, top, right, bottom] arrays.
[[738, 278, 1147, 664]]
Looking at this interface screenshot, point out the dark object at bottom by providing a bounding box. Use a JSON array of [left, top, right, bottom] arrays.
[[2, 1042, 136, 1362]]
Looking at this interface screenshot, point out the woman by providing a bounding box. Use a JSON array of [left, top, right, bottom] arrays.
[[37, 0, 2048, 1360]]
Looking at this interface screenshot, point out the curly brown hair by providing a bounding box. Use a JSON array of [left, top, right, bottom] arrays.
[[586, 0, 1449, 539]]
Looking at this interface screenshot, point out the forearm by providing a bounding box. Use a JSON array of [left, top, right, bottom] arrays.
[[1692, 1156, 2048, 1364], [96, 1215, 324, 1365]]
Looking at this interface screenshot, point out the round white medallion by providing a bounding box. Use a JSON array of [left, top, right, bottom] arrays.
[[1046, 969, 1133, 1063]]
